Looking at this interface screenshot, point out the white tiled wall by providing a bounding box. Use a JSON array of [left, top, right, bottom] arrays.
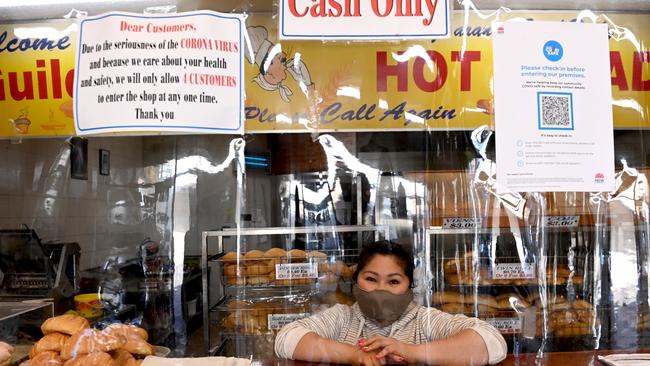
[[0, 137, 146, 270]]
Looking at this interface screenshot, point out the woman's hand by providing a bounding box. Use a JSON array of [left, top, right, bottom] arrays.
[[358, 337, 411, 364], [349, 347, 386, 366]]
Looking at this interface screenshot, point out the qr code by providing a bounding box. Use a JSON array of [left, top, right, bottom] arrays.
[[538, 93, 573, 130]]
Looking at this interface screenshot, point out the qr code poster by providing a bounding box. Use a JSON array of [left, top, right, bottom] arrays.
[[492, 21, 614, 192], [537, 92, 574, 130]]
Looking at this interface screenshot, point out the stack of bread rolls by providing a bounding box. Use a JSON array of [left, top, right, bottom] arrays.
[[222, 248, 356, 287], [222, 299, 310, 335], [443, 253, 584, 286], [531, 298, 594, 337], [22, 315, 154, 366], [431, 291, 529, 318]]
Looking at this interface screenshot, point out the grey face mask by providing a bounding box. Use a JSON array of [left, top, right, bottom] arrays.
[[353, 284, 414, 326]]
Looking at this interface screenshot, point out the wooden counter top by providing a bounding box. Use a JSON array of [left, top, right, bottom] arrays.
[[264, 349, 648, 366]]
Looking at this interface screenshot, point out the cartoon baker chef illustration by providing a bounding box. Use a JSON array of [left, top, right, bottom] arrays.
[[245, 26, 314, 102]]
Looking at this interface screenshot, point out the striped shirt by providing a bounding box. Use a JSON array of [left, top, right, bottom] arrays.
[[275, 302, 508, 364]]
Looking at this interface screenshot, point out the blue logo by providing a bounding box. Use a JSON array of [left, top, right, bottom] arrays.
[[543, 40, 563, 62]]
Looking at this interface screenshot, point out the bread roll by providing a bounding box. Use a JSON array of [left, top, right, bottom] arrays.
[[227, 276, 246, 286], [246, 275, 270, 286], [306, 251, 326, 260], [223, 265, 244, 277], [222, 251, 240, 264], [431, 291, 464, 305], [110, 349, 136, 366], [265, 248, 286, 259], [244, 263, 273, 276], [120, 338, 154, 356], [244, 250, 265, 261], [63, 352, 115, 366], [61, 329, 125, 360], [30, 351, 63, 366], [30, 332, 69, 357], [103, 324, 148, 342], [286, 249, 306, 262], [331, 261, 347, 276], [41, 315, 90, 336]]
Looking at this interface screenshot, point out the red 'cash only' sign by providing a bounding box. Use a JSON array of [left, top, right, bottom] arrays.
[[279, 0, 451, 40]]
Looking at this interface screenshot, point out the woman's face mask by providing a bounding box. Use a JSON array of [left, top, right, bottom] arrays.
[[353, 284, 413, 326]]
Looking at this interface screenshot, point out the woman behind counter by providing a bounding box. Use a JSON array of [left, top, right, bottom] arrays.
[[275, 241, 507, 366]]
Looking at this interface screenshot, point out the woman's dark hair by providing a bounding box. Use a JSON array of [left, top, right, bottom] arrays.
[[352, 240, 414, 288]]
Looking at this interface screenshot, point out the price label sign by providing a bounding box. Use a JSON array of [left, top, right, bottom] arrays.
[[275, 263, 318, 280], [545, 216, 579, 228], [485, 318, 522, 334], [268, 313, 309, 330], [442, 218, 482, 229], [493, 263, 535, 279]]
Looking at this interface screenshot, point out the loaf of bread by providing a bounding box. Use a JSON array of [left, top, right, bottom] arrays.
[[29, 351, 63, 366], [30, 332, 69, 358], [265, 248, 287, 258], [63, 351, 116, 366], [110, 349, 137, 366], [0, 342, 13, 366], [61, 329, 125, 360], [41, 315, 90, 336], [244, 263, 273, 276], [119, 338, 154, 357]]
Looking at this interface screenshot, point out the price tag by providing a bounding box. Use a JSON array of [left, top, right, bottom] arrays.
[[545, 216, 579, 228], [268, 313, 309, 330], [493, 263, 535, 279], [485, 318, 522, 334], [442, 218, 482, 229], [275, 263, 318, 280]]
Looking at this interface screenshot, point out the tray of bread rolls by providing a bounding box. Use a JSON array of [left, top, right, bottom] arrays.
[[18, 314, 162, 365], [440, 252, 585, 288], [215, 289, 355, 337], [218, 248, 358, 289], [431, 290, 597, 338]]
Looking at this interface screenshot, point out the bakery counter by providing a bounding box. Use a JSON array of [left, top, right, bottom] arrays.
[[259, 349, 649, 366]]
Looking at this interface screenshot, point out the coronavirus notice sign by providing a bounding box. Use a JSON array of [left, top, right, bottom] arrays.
[[279, 0, 450, 40], [74, 11, 244, 135]]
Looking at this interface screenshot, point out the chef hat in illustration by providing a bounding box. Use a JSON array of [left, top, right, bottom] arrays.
[[245, 26, 275, 72]]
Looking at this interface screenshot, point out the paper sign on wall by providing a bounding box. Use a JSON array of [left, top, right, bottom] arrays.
[[279, 0, 450, 39], [74, 11, 244, 135], [493, 21, 615, 192]]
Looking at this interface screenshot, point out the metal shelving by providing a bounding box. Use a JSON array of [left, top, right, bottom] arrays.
[[200, 225, 388, 356]]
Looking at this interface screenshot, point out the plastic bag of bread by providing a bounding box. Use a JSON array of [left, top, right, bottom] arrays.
[[41, 315, 90, 336], [61, 329, 125, 360], [27, 351, 63, 366], [119, 337, 154, 357], [102, 324, 148, 342], [63, 351, 116, 366], [30, 332, 69, 358]]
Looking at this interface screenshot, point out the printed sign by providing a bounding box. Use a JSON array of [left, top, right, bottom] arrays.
[[279, 0, 450, 39], [268, 313, 309, 330], [275, 263, 319, 280], [0, 12, 649, 137], [493, 263, 535, 280], [442, 218, 482, 229], [545, 215, 579, 227], [74, 11, 244, 135], [493, 21, 615, 192], [485, 317, 522, 334]]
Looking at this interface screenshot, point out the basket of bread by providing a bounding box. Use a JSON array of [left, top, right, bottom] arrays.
[[221, 249, 356, 287], [20, 314, 156, 366]]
